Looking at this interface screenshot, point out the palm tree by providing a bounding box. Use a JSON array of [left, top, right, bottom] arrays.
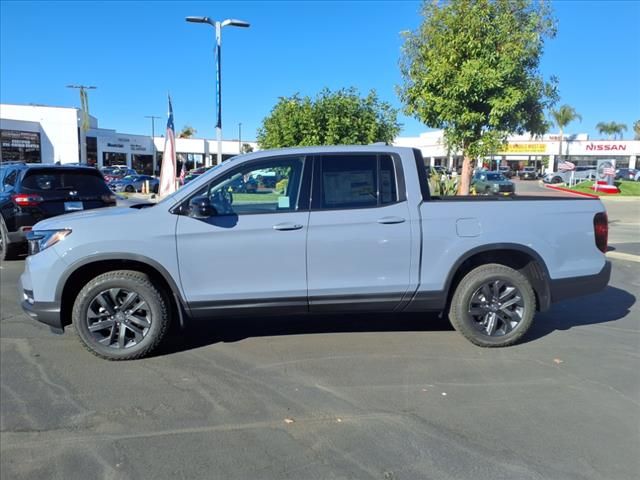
[[551, 105, 582, 161], [596, 121, 614, 139], [178, 125, 197, 138], [613, 122, 628, 139], [634, 120, 640, 140], [596, 121, 628, 140]]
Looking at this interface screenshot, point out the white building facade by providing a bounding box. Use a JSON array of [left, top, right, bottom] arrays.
[[0, 104, 258, 174], [2, 103, 638, 174], [394, 131, 639, 173]]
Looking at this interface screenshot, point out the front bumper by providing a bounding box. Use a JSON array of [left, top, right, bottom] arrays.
[[550, 261, 612, 304], [19, 264, 64, 334]]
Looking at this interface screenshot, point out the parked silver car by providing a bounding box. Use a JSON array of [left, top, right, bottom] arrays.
[[472, 171, 515, 194], [543, 166, 596, 184], [109, 175, 159, 193]]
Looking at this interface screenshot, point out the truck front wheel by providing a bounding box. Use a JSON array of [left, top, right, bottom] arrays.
[[72, 270, 170, 360], [449, 264, 535, 347]]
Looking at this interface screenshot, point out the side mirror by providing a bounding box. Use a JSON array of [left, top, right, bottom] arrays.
[[188, 196, 217, 218]]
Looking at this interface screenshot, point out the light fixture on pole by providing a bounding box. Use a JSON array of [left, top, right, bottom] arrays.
[[186, 16, 250, 166]]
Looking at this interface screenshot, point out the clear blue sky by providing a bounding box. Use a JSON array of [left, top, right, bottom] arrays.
[[1, 0, 639, 141]]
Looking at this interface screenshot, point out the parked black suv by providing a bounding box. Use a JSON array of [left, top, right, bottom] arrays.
[[0, 163, 117, 260]]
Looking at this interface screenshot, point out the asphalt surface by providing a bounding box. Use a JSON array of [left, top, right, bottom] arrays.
[[1, 182, 639, 480]]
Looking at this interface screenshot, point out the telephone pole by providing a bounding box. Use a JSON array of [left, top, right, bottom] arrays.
[[145, 115, 162, 173], [66, 85, 96, 164]]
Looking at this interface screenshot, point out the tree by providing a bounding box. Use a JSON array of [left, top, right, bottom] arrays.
[[550, 104, 581, 160], [257, 87, 401, 148], [399, 0, 557, 194], [178, 125, 197, 138], [596, 121, 627, 140], [634, 120, 640, 140], [241, 143, 254, 153]]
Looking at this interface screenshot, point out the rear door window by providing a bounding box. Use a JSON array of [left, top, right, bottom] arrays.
[[22, 169, 109, 194], [313, 154, 400, 210]]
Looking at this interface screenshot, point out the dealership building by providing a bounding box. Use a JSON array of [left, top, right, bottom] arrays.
[[1, 103, 638, 174], [394, 131, 639, 173], [0, 104, 258, 174]]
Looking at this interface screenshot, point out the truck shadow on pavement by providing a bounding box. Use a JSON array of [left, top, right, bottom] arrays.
[[157, 286, 635, 356], [523, 285, 635, 343]]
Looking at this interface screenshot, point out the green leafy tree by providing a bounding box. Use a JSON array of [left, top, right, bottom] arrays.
[[550, 105, 581, 160], [257, 88, 401, 148], [596, 121, 627, 140], [399, 0, 557, 194], [241, 143, 254, 154], [634, 120, 640, 140], [178, 125, 197, 138]]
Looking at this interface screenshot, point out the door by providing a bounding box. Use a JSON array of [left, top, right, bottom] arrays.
[[176, 155, 311, 318], [307, 153, 412, 312]]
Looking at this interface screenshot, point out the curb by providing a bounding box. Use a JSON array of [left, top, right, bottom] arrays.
[[544, 184, 599, 198]]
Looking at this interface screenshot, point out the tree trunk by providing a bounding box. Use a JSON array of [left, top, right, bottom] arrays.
[[558, 128, 563, 161], [457, 153, 474, 195]]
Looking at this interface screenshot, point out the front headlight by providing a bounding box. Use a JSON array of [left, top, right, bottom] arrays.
[[27, 229, 72, 255]]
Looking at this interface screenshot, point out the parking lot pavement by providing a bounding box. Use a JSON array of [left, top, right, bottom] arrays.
[[1, 253, 639, 480]]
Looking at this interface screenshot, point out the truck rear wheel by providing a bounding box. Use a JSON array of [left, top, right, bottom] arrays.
[[72, 270, 170, 360], [449, 264, 535, 347]]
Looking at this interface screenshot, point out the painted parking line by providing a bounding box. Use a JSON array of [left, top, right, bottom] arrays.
[[606, 251, 640, 263]]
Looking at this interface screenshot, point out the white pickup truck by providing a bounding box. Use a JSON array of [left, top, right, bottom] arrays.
[[20, 146, 611, 359]]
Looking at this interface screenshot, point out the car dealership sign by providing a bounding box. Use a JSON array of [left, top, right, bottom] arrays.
[[571, 142, 630, 155], [498, 143, 547, 154]]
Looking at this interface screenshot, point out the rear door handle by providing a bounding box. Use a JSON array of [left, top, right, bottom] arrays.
[[273, 223, 304, 231], [377, 216, 406, 224]]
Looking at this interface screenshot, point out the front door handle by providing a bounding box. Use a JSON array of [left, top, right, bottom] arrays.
[[273, 223, 304, 231], [377, 216, 406, 224]]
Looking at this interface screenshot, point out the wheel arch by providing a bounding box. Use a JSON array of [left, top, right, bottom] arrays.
[[58, 254, 187, 328], [444, 243, 552, 313]]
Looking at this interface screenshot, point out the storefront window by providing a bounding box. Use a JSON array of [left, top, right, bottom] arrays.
[[86, 136, 97, 167], [0, 130, 41, 163], [132, 154, 154, 175], [103, 152, 127, 167]]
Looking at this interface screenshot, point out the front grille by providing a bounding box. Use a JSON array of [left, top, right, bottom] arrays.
[[499, 185, 513, 192]]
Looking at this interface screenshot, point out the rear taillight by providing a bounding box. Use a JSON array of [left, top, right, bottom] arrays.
[[594, 212, 608, 254], [12, 194, 43, 206]]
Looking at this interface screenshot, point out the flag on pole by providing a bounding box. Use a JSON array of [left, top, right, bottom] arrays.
[[558, 161, 575, 172], [179, 160, 186, 185], [602, 166, 615, 177], [159, 95, 177, 197]]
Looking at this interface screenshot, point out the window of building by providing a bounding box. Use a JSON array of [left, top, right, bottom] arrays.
[[132, 154, 154, 175], [86, 136, 97, 167], [0, 130, 41, 163], [103, 152, 127, 167]]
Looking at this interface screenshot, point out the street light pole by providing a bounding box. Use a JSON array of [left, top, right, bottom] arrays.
[[186, 16, 249, 166], [66, 84, 96, 165], [238, 122, 242, 154], [144, 115, 162, 174]]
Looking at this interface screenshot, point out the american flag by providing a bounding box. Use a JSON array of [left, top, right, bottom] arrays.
[[602, 166, 615, 177], [558, 161, 575, 172], [159, 95, 177, 197], [179, 161, 186, 185]]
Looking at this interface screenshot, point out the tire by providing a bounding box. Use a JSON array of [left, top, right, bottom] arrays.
[[72, 270, 170, 360], [125, 185, 135, 193], [0, 217, 19, 262], [552, 176, 562, 184], [448, 263, 536, 348]]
